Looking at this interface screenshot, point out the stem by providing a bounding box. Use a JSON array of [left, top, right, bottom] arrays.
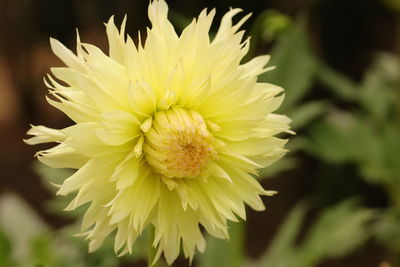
[[148, 226, 158, 267], [229, 221, 245, 267], [197, 221, 245, 267]]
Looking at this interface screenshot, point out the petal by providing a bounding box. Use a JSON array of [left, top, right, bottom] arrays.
[[62, 123, 131, 157], [213, 8, 251, 43], [58, 155, 123, 196], [36, 143, 89, 169], [96, 111, 141, 146], [50, 38, 86, 72], [105, 15, 127, 64], [239, 55, 273, 78], [128, 80, 157, 117], [24, 125, 65, 145]]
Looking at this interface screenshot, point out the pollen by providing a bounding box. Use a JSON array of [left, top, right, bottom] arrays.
[[143, 108, 216, 179]]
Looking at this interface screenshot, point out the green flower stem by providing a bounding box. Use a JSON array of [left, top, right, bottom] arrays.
[[198, 221, 245, 267], [230, 221, 246, 267]]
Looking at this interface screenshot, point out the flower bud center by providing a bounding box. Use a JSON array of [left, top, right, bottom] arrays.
[[143, 108, 215, 179]]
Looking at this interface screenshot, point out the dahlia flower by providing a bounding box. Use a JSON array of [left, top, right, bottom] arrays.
[[25, 0, 291, 264]]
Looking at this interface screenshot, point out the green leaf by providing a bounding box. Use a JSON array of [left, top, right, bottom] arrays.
[[249, 200, 375, 267], [289, 101, 328, 130], [31, 235, 59, 267], [305, 118, 356, 163], [260, 16, 316, 112], [373, 210, 400, 251], [248, 202, 308, 267], [256, 9, 292, 42], [306, 109, 381, 163], [34, 163, 83, 218], [316, 63, 358, 101], [34, 162, 73, 191], [57, 223, 122, 267], [198, 222, 245, 267], [0, 230, 12, 266], [0, 193, 48, 266], [247, 10, 291, 59], [359, 54, 398, 121], [306, 110, 400, 189], [259, 156, 298, 178], [359, 124, 400, 188], [300, 199, 376, 265]]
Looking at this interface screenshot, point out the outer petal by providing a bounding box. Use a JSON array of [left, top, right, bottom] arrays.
[[106, 16, 127, 64], [24, 125, 66, 145]]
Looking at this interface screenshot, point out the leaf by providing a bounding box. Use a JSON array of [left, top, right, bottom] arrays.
[[248, 202, 308, 267], [34, 162, 73, 191], [260, 16, 316, 112], [359, 124, 400, 185], [0, 230, 12, 266], [259, 156, 298, 178], [373, 210, 400, 251], [380, 125, 400, 182], [198, 222, 245, 267], [299, 199, 376, 265], [31, 235, 59, 267], [57, 223, 123, 267], [248, 200, 375, 267], [316, 63, 358, 101], [0, 193, 48, 265], [305, 119, 357, 164], [255, 9, 292, 42], [318, 53, 398, 121], [34, 163, 84, 218], [359, 54, 398, 121], [289, 101, 328, 130], [306, 109, 400, 186], [247, 9, 291, 59]]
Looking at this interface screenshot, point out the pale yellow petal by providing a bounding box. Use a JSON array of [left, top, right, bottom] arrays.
[[24, 125, 65, 145], [36, 143, 89, 169]]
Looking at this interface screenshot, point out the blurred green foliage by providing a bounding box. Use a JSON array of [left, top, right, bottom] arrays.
[[0, 176, 146, 267], [248, 200, 376, 267], [306, 52, 400, 265]]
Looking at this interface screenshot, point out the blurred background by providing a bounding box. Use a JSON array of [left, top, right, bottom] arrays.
[[0, 0, 399, 266]]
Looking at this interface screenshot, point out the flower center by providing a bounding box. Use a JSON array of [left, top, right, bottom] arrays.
[[143, 108, 216, 179]]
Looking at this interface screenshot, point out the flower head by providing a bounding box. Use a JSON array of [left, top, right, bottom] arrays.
[[25, 0, 291, 264]]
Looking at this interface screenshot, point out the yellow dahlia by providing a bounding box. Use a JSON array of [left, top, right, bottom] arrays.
[[25, 0, 291, 264]]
